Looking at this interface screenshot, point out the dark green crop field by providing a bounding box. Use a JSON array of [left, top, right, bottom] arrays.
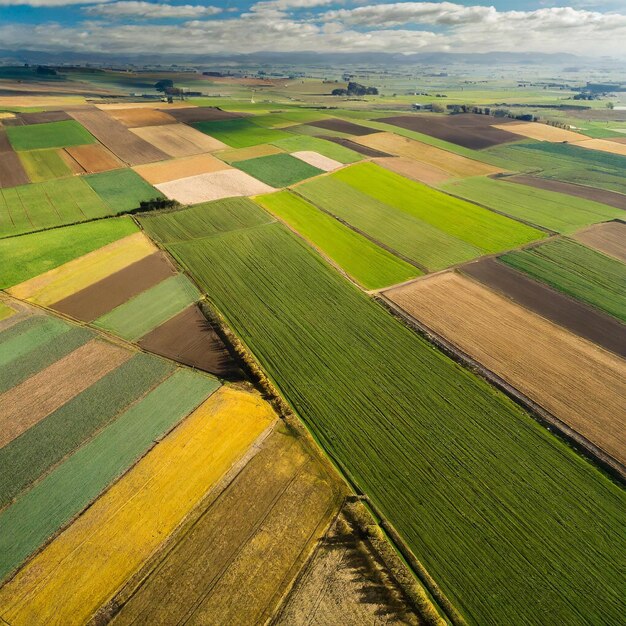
[[6, 120, 96, 151], [233, 153, 323, 187], [143, 204, 626, 626]]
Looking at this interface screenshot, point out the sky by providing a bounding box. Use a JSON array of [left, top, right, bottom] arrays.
[[0, 0, 625, 57]]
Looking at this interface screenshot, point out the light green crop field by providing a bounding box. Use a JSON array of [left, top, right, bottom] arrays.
[[0, 302, 14, 322], [500, 238, 626, 322], [17, 149, 72, 182], [297, 175, 482, 271], [148, 204, 626, 626], [271, 135, 363, 164], [84, 168, 163, 212], [0, 368, 218, 582], [0, 177, 110, 238], [6, 120, 96, 151], [233, 153, 323, 187], [441, 176, 623, 234], [192, 118, 292, 148], [94, 274, 200, 340], [255, 191, 419, 289], [0, 216, 138, 288], [334, 163, 545, 251]]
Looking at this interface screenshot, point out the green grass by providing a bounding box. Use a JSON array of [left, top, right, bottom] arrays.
[[255, 191, 419, 289], [94, 274, 200, 341], [500, 238, 626, 322], [153, 208, 625, 626], [0, 369, 218, 581], [6, 120, 96, 151], [334, 163, 545, 251], [140, 197, 273, 244], [0, 177, 111, 238], [0, 216, 138, 288], [271, 135, 363, 164], [233, 153, 323, 187], [17, 149, 72, 182], [296, 176, 481, 271], [0, 352, 173, 508], [84, 168, 163, 212], [192, 118, 292, 148], [442, 176, 623, 234]]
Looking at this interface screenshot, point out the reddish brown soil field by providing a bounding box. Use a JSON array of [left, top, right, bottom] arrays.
[[162, 107, 246, 123], [309, 118, 376, 136], [572, 221, 626, 262], [461, 257, 626, 358], [0, 130, 12, 152], [139, 305, 238, 376], [376, 113, 520, 149], [1, 110, 72, 126], [504, 175, 626, 210], [69, 108, 169, 166], [374, 156, 452, 185], [64, 144, 124, 173], [106, 108, 177, 128], [320, 135, 391, 157], [51, 252, 176, 322], [607, 136, 626, 145], [0, 147, 30, 187]]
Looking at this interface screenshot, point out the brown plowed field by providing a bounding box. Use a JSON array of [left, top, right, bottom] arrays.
[[58, 149, 86, 174], [50, 252, 176, 322], [69, 108, 169, 165], [320, 135, 391, 157], [1, 111, 72, 126], [387, 272, 626, 466], [95, 103, 195, 111], [461, 257, 626, 358], [106, 427, 343, 625], [374, 156, 452, 185], [0, 339, 131, 448], [130, 123, 227, 157], [139, 305, 236, 376], [0, 130, 13, 152], [493, 122, 585, 143], [353, 132, 502, 177], [106, 108, 177, 128], [0, 149, 30, 187], [377, 114, 520, 149], [133, 153, 230, 184], [572, 221, 626, 262], [64, 144, 123, 173], [162, 107, 246, 123], [505, 175, 626, 210], [309, 118, 376, 136]]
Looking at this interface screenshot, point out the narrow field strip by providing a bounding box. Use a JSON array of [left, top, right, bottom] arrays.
[[271, 135, 363, 164], [192, 118, 291, 148], [256, 191, 419, 289], [93, 273, 201, 341], [0, 339, 132, 448], [0, 387, 272, 626], [215, 143, 284, 164], [289, 150, 343, 172], [0, 368, 219, 582], [9, 231, 156, 305], [0, 353, 173, 508]]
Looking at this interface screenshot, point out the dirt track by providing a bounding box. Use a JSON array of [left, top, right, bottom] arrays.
[[572, 221, 626, 262]]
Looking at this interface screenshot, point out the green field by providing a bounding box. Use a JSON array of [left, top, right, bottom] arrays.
[[271, 135, 363, 163], [0, 302, 14, 322], [441, 176, 623, 234], [233, 153, 323, 187], [144, 205, 625, 626], [94, 274, 200, 340], [192, 118, 292, 148], [0, 368, 218, 581], [297, 175, 482, 271], [0, 177, 111, 238], [0, 216, 138, 288], [6, 120, 96, 151], [500, 238, 626, 322], [256, 191, 419, 289], [84, 168, 163, 212], [140, 196, 273, 244], [0, 352, 173, 508], [17, 149, 72, 182], [334, 163, 545, 251]]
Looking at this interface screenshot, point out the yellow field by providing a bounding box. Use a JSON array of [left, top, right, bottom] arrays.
[[572, 138, 626, 157], [133, 153, 231, 185], [352, 132, 502, 177], [0, 301, 15, 322], [8, 232, 156, 305], [0, 386, 276, 626], [493, 122, 585, 142]]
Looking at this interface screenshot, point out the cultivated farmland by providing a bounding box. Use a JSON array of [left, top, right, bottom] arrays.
[[130, 123, 227, 156], [493, 121, 585, 142], [133, 152, 230, 184], [233, 153, 323, 187], [572, 221, 626, 262], [215, 143, 285, 163], [291, 150, 343, 171], [374, 156, 452, 186], [0, 132, 29, 187], [142, 204, 626, 626], [272, 135, 363, 163], [64, 144, 123, 173], [308, 117, 376, 136], [106, 107, 177, 127], [84, 168, 163, 211], [192, 118, 291, 148], [6, 120, 96, 151], [17, 149, 71, 182]]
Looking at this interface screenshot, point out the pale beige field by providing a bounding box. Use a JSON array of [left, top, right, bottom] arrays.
[[571, 221, 626, 262], [133, 153, 231, 184], [291, 151, 343, 172], [155, 169, 274, 204], [387, 272, 626, 465], [352, 132, 502, 177], [373, 156, 452, 185], [493, 122, 585, 142], [95, 102, 195, 110], [106, 108, 177, 127], [130, 123, 227, 157], [572, 138, 626, 156]]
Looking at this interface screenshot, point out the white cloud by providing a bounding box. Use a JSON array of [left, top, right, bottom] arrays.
[[85, 1, 222, 19], [0, 0, 112, 5]]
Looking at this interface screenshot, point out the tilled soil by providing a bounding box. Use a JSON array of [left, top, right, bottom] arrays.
[[320, 135, 391, 157], [133, 153, 230, 184], [374, 156, 452, 186], [162, 106, 246, 123], [309, 118, 377, 136], [572, 221, 626, 263], [1, 111, 72, 127], [106, 108, 177, 128], [64, 144, 124, 173], [129, 123, 227, 157]]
